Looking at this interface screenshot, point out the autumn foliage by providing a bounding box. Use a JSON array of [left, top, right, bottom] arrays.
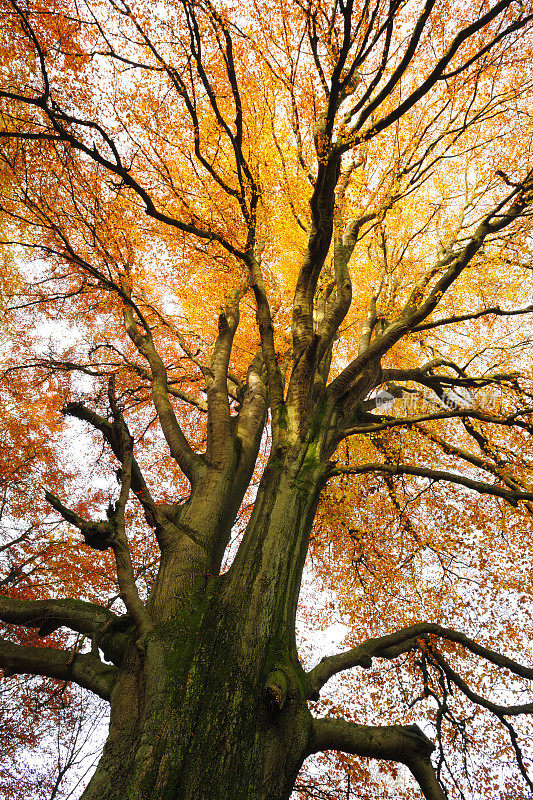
[[1, 0, 533, 797]]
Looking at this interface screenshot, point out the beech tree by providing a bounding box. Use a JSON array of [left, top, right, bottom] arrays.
[[2, 0, 533, 797]]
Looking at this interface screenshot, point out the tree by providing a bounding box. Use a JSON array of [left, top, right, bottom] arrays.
[[1, 0, 533, 797]]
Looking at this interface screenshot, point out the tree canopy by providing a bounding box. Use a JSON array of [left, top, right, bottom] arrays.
[[1, 0, 533, 797]]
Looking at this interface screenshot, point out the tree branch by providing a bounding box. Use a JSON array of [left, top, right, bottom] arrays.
[[0, 596, 116, 638], [328, 462, 533, 504], [44, 491, 116, 551], [328, 178, 533, 404], [247, 255, 285, 440], [107, 379, 153, 639], [413, 303, 533, 333], [205, 279, 246, 466], [311, 717, 445, 800], [341, 406, 533, 436], [0, 637, 117, 700], [0, 115, 248, 264], [307, 622, 533, 697], [430, 649, 533, 717], [344, 1, 533, 150], [412, 422, 527, 495], [121, 304, 204, 484], [62, 402, 160, 527], [235, 353, 268, 460]]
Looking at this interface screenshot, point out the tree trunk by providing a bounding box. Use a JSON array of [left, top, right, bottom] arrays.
[[81, 452, 325, 800]]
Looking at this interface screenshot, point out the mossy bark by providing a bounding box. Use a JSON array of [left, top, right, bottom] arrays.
[[80, 450, 325, 800]]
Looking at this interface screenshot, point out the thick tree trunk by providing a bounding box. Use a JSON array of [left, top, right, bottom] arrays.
[[81, 451, 325, 800], [82, 602, 312, 800]]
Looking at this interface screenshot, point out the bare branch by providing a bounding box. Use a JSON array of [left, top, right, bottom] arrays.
[[307, 622, 533, 697], [328, 462, 533, 504], [121, 304, 204, 483], [413, 304, 533, 333]]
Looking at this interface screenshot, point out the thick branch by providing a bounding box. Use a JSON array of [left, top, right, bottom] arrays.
[[341, 406, 533, 436], [205, 282, 245, 466], [45, 491, 115, 551], [413, 303, 533, 332], [382, 364, 518, 392], [307, 623, 533, 697], [0, 637, 117, 700], [247, 255, 285, 438], [315, 215, 376, 364], [0, 596, 116, 638], [107, 388, 153, 638], [235, 353, 267, 459], [408, 753, 449, 800], [291, 150, 342, 366], [311, 718, 445, 800]]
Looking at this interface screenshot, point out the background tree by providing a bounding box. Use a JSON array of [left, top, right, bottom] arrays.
[[1, 0, 533, 797]]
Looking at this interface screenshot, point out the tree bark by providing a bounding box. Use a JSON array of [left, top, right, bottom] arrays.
[[80, 449, 326, 800]]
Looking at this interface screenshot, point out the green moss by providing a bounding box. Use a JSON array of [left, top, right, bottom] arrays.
[[146, 578, 223, 699], [275, 402, 289, 431], [263, 632, 308, 703]]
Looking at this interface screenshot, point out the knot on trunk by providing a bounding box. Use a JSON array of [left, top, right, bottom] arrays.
[[81, 521, 115, 551], [264, 669, 288, 712], [44, 491, 115, 551]]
